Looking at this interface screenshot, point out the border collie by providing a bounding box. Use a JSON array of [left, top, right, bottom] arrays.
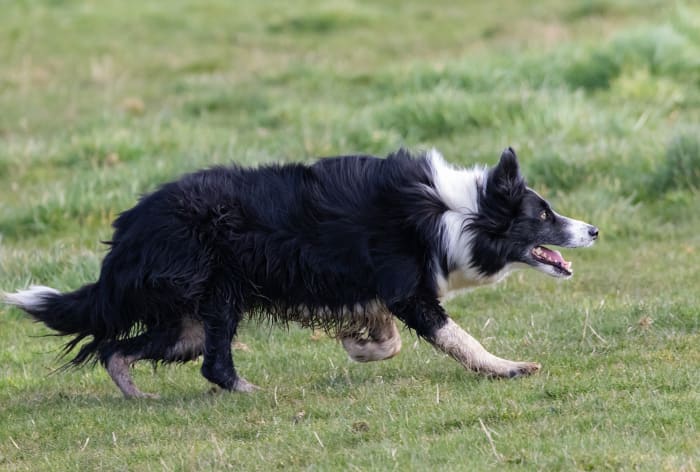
[[3, 147, 598, 398]]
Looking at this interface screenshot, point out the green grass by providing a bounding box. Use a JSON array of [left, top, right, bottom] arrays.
[[1, 0, 699, 470]]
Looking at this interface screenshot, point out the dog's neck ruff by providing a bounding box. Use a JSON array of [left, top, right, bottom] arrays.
[[427, 150, 508, 293]]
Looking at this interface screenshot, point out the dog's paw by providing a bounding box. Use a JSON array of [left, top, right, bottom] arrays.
[[232, 377, 260, 393], [480, 360, 541, 379], [505, 361, 541, 378]]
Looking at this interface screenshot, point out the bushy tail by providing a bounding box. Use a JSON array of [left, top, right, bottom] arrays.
[[3, 284, 104, 365]]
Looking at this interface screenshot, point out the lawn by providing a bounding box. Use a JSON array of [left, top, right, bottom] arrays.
[[1, 0, 699, 470]]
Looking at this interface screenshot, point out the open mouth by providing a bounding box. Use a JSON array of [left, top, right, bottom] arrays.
[[531, 246, 572, 276]]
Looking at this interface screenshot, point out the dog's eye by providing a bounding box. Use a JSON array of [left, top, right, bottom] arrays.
[[539, 210, 549, 221]]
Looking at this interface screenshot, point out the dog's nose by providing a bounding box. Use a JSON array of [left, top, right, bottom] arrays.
[[588, 226, 599, 240]]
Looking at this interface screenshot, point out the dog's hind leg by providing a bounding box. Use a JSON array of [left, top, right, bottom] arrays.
[[199, 296, 258, 393], [100, 320, 206, 399], [100, 332, 168, 399], [389, 293, 540, 378], [341, 309, 402, 362], [105, 350, 158, 399]]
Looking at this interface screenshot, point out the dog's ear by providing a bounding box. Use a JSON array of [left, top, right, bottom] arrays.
[[487, 147, 525, 199], [493, 147, 521, 182]]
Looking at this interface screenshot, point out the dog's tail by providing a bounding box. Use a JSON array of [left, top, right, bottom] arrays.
[[3, 284, 106, 365]]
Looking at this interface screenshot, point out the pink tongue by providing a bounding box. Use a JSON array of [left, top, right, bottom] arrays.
[[541, 247, 565, 264]]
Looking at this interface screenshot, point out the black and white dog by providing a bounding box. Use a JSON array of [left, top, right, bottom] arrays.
[[4, 147, 598, 398]]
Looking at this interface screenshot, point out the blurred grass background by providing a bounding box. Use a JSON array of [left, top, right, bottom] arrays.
[[1, 1, 699, 470]]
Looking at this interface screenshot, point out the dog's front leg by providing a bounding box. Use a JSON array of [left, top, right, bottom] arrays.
[[389, 294, 540, 378], [432, 318, 540, 377]]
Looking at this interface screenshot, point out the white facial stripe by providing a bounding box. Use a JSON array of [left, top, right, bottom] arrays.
[[560, 215, 597, 248]]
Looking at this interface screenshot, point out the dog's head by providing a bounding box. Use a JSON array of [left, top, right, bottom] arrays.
[[469, 147, 598, 279]]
